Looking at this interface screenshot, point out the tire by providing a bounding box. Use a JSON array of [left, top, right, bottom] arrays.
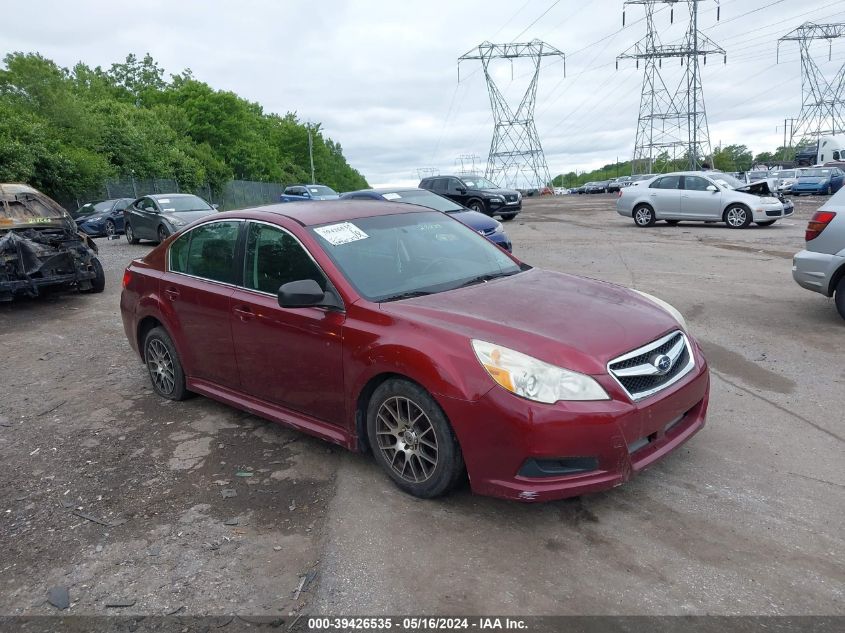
[[468, 200, 486, 214], [665, 220, 680, 226], [724, 204, 751, 229], [755, 220, 776, 227], [825, 185, 832, 196], [633, 205, 656, 227], [104, 219, 116, 238], [836, 277, 845, 321], [366, 378, 464, 499], [85, 257, 105, 293], [157, 225, 169, 243], [143, 327, 189, 401], [500, 213, 517, 222], [125, 223, 140, 244]]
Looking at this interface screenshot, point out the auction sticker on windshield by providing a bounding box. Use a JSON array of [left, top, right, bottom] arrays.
[[314, 222, 369, 246]]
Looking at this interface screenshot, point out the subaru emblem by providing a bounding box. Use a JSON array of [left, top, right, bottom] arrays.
[[652, 354, 672, 375]]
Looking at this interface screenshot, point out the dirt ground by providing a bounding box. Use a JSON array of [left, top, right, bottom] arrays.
[[1, 194, 843, 623]]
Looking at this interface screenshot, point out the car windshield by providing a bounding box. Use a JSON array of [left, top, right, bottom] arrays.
[[310, 211, 521, 302], [380, 190, 464, 213], [308, 186, 337, 196], [75, 201, 114, 216], [712, 174, 746, 189], [157, 195, 213, 212], [776, 171, 796, 178], [802, 169, 831, 177], [462, 177, 499, 189]]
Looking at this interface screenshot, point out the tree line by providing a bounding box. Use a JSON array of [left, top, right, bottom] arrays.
[[0, 52, 369, 202]]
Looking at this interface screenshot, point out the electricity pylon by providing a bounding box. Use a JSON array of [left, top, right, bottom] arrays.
[[778, 22, 845, 145], [459, 40, 565, 189], [617, 1, 725, 173]]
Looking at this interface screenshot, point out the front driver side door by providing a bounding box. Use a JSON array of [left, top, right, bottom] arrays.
[[133, 197, 160, 239], [230, 221, 345, 426], [680, 175, 723, 220]]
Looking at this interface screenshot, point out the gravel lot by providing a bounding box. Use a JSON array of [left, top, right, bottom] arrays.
[[1, 194, 842, 620]]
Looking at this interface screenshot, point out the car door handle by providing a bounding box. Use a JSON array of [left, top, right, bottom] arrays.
[[164, 286, 180, 301], [682, 195, 690, 198], [233, 305, 254, 321]]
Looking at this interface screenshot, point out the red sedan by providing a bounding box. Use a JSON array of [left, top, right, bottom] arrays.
[[120, 201, 709, 502]]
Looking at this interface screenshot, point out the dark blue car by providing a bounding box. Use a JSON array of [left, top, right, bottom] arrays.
[[791, 167, 845, 196], [340, 188, 513, 251], [73, 198, 133, 237]]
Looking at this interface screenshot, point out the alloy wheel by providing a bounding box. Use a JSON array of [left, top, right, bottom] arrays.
[[146, 338, 175, 395], [634, 207, 654, 226], [726, 206, 748, 228], [158, 226, 168, 242], [375, 396, 438, 483], [125, 224, 134, 242], [105, 220, 116, 237]]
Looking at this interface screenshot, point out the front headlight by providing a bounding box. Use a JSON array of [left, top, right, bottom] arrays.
[[760, 196, 780, 204], [471, 340, 609, 403], [488, 195, 504, 203], [631, 290, 688, 330], [168, 217, 186, 227], [88, 215, 104, 222]]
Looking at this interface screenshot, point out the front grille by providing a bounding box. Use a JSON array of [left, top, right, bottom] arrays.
[[505, 194, 518, 202], [766, 210, 782, 217], [607, 331, 695, 401]]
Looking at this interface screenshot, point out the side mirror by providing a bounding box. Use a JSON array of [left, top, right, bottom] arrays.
[[278, 279, 342, 310], [212, 203, 219, 210], [456, 187, 467, 194], [706, 185, 718, 192]]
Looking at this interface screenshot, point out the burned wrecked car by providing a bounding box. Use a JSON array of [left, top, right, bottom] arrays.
[[1, 184, 105, 301]]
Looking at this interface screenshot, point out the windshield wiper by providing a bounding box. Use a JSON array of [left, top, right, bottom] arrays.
[[452, 270, 520, 290], [379, 290, 434, 302]]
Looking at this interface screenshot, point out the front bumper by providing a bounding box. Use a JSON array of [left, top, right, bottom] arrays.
[[440, 342, 710, 502], [792, 249, 843, 296], [792, 184, 827, 195], [78, 221, 107, 237]]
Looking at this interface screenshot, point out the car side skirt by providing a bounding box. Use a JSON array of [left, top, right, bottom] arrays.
[[187, 377, 356, 450]]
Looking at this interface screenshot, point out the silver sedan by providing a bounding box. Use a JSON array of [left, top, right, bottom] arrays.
[[616, 171, 790, 229]]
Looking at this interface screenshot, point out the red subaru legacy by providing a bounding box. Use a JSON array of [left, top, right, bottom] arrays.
[[120, 201, 709, 502]]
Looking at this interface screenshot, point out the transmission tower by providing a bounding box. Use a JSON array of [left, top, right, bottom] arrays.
[[617, 1, 725, 173], [778, 22, 845, 146], [415, 167, 440, 180], [455, 154, 482, 176], [458, 40, 565, 189]]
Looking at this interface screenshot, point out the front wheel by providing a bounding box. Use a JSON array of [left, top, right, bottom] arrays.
[[825, 185, 832, 195], [366, 379, 464, 498], [724, 205, 751, 229], [633, 205, 656, 227], [157, 225, 170, 243], [144, 327, 189, 401], [105, 219, 116, 238], [125, 223, 140, 244], [468, 200, 486, 214], [84, 257, 105, 293]]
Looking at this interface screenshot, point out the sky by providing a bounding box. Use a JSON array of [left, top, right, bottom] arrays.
[[4, 0, 845, 187]]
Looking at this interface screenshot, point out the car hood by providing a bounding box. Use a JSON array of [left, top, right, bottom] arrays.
[[480, 188, 519, 197], [313, 194, 340, 200], [162, 210, 217, 225], [734, 180, 774, 195], [445, 209, 499, 232], [379, 268, 680, 375]]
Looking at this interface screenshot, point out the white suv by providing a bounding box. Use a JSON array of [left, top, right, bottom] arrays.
[[793, 187, 845, 320]]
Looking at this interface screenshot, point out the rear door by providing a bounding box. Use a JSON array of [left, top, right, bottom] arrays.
[[163, 220, 242, 387], [680, 175, 723, 220], [229, 221, 345, 425], [647, 175, 682, 217]]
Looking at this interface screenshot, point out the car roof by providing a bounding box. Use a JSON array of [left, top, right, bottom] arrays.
[[349, 187, 426, 194], [150, 193, 198, 199], [214, 200, 430, 227]]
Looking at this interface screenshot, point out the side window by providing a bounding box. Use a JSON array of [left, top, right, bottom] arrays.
[[651, 176, 681, 189], [683, 176, 711, 191], [185, 221, 240, 284], [142, 197, 158, 211], [169, 232, 190, 273], [833, 151, 841, 161], [447, 178, 463, 192], [432, 178, 448, 193], [244, 223, 326, 294]]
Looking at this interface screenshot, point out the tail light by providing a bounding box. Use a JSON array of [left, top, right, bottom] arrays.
[[617, 190, 623, 198], [122, 268, 132, 288], [806, 211, 836, 241]]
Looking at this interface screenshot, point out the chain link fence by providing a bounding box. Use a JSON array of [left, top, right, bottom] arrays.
[[56, 177, 288, 213]]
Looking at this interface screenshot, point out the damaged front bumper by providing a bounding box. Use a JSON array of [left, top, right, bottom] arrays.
[[0, 228, 99, 300]]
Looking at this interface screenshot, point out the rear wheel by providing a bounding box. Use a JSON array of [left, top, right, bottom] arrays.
[[144, 327, 189, 401], [633, 205, 656, 227], [836, 277, 845, 321], [724, 205, 751, 229], [366, 379, 464, 498], [125, 223, 140, 244]]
